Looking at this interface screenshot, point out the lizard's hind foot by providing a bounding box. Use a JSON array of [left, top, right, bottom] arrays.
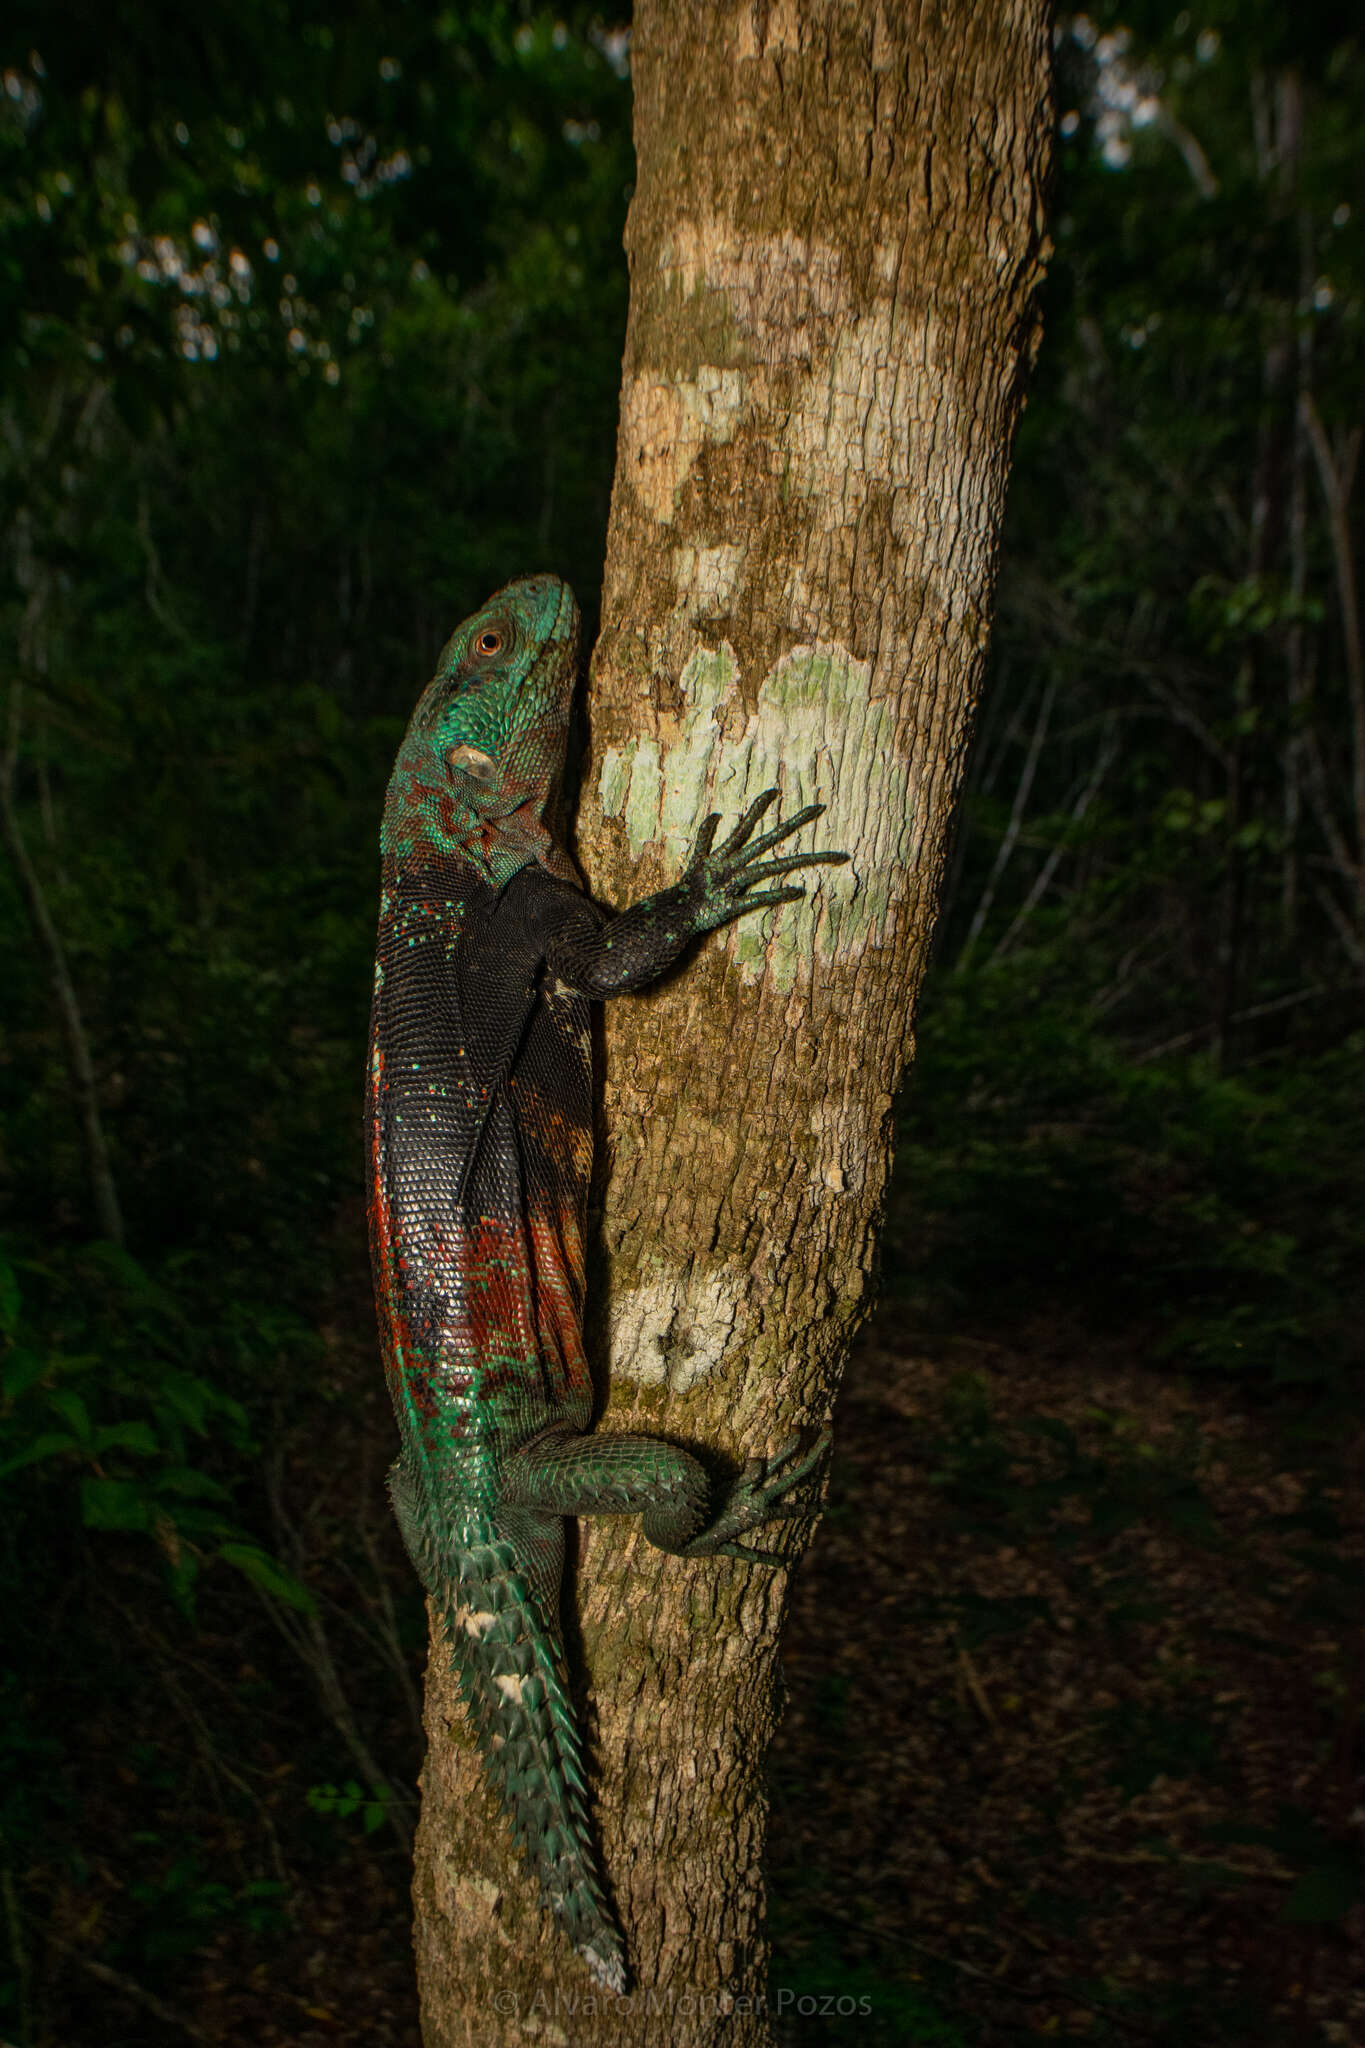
[[681, 1427, 831, 1563]]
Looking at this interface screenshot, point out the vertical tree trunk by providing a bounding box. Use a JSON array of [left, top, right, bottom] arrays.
[[412, 4, 1052, 2041]]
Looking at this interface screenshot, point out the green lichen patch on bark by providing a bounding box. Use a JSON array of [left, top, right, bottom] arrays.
[[597, 642, 915, 989]]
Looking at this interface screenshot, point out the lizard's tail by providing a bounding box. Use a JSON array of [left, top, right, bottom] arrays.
[[436, 1522, 627, 1993]]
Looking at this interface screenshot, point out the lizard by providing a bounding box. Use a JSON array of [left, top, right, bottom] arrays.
[[365, 572, 847, 1992]]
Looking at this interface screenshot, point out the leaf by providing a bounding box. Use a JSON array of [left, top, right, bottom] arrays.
[[307, 1778, 387, 1831], [81, 1477, 154, 1531], [0, 1431, 80, 1476], [154, 1465, 230, 1500], [1, 1345, 47, 1400], [161, 1502, 236, 1538], [167, 1548, 200, 1621], [159, 1372, 252, 1445], [218, 1542, 316, 1613], [46, 1387, 93, 1443], [157, 1373, 213, 1434], [76, 1241, 188, 1330], [89, 1421, 160, 1457]]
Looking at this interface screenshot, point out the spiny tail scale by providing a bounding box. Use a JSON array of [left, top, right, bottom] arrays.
[[392, 1469, 625, 1990]]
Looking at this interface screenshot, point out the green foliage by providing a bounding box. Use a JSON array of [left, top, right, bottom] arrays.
[[122, 1847, 291, 1964], [0, 8, 632, 2033], [306, 1778, 393, 1837], [0, 1240, 316, 1609], [944, 9, 1365, 1060], [893, 954, 1364, 1390]]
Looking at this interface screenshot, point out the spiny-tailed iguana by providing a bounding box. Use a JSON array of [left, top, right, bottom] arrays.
[[366, 573, 845, 1990]]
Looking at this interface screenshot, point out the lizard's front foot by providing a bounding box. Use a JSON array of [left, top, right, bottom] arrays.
[[682, 1428, 832, 1565], [680, 788, 849, 938]]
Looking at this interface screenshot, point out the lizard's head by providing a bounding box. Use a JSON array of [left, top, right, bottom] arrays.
[[383, 574, 581, 882]]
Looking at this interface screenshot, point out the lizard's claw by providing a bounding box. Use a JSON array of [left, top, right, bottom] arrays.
[[679, 785, 849, 939], [682, 1426, 832, 1563], [696, 787, 778, 864]]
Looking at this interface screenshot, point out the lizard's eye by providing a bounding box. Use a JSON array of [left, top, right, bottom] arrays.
[[474, 628, 503, 656]]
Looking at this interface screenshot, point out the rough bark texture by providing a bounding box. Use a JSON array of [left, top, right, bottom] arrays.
[[412, 3, 1052, 2041]]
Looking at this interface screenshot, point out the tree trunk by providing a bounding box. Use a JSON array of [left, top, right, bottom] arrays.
[[412, 4, 1052, 2041]]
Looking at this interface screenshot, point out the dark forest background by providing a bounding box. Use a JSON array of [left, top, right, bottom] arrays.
[[1, 5, 1361, 2043]]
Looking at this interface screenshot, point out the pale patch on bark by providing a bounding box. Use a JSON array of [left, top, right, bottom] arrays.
[[807, 1098, 858, 1198], [631, 224, 990, 591], [736, 0, 804, 60], [597, 643, 914, 987], [619, 369, 747, 523], [608, 1263, 746, 1390], [672, 543, 744, 611], [660, 219, 844, 343], [435, 1864, 503, 1932]]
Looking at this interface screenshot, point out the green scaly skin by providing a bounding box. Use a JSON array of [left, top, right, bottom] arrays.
[[366, 574, 845, 1989]]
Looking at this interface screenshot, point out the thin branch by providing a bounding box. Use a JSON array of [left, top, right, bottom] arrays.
[[1284, 239, 1314, 936], [955, 1640, 1000, 1731], [1155, 108, 1219, 199], [135, 490, 196, 646], [259, 1447, 416, 1846], [1301, 391, 1365, 928], [0, 683, 124, 1245], [1313, 878, 1365, 976], [141, 1626, 294, 1890], [1301, 726, 1360, 892], [357, 1520, 425, 1742], [1090, 935, 1165, 1020], [989, 718, 1118, 963], [28, 1920, 210, 2043], [246, 1577, 416, 1848], [1132, 984, 1330, 1063], [958, 674, 1057, 968], [1003, 570, 1232, 769]]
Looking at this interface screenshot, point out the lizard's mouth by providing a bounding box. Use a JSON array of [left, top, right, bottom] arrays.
[[446, 745, 499, 786]]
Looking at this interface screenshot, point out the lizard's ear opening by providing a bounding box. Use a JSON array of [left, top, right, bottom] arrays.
[[446, 744, 499, 786]]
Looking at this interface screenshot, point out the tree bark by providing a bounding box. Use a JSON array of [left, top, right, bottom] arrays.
[[412, 4, 1052, 2041]]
